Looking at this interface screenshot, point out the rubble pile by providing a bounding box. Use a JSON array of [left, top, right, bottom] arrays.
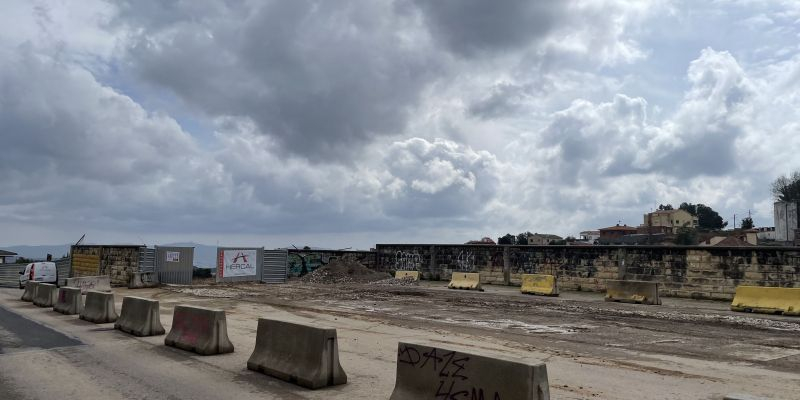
[[374, 277, 420, 287], [301, 258, 390, 284]]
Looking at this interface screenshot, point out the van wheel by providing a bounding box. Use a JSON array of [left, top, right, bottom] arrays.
[[19, 283, 24, 289]]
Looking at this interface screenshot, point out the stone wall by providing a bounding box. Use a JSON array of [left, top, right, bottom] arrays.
[[101, 247, 142, 285], [71, 245, 142, 286], [375, 244, 800, 300], [286, 249, 375, 277]]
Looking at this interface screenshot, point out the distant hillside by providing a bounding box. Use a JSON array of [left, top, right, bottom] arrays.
[[0, 243, 218, 268], [0, 244, 70, 261], [1, 242, 323, 268]]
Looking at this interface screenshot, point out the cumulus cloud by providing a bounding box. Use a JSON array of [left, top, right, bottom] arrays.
[[380, 138, 500, 219], [530, 48, 755, 182], [2, 0, 800, 247], [498, 46, 800, 235]]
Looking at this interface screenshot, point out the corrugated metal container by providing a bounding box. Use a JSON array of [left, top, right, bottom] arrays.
[[139, 247, 156, 272], [216, 247, 263, 283], [155, 246, 194, 285], [262, 249, 288, 283], [56, 257, 71, 286]]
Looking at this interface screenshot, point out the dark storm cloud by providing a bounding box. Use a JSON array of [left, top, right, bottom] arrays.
[[411, 0, 566, 57], [122, 0, 442, 161], [117, 1, 580, 160]]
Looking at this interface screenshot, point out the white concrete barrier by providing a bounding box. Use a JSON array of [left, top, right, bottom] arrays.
[[33, 283, 58, 307], [390, 342, 550, 400], [66, 276, 111, 294], [165, 305, 234, 355], [114, 296, 165, 336], [128, 272, 159, 289], [54, 286, 83, 315], [21, 281, 39, 302], [247, 318, 347, 389], [80, 290, 118, 323]]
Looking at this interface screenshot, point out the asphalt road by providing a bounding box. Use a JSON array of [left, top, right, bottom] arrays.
[[0, 305, 82, 354], [0, 288, 391, 400]]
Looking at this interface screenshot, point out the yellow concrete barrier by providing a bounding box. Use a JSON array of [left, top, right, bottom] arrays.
[[605, 280, 661, 305], [520, 274, 558, 296], [448, 273, 483, 291], [394, 271, 420, 281], [731, 286, 800, 316]]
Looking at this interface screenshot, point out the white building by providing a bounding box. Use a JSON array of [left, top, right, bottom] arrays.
[[774, 202, 799, 242], [756, 227, 776, 241], [579, 231, 600, 243], [0, 250, 18, 264]]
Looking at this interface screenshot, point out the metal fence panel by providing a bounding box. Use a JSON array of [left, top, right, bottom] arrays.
[[216, 247, 263, 283], [0, 263, 25, 288], [56, 257, 71, 286], [138, 247, 156, 272], [155, 246, 194, 285], [262, 249, 288, 284]]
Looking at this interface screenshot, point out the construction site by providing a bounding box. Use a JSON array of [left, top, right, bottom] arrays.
[[1, 248, 799, 400]]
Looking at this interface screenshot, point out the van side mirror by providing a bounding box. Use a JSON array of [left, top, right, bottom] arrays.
[[19, 271, 24, 275]]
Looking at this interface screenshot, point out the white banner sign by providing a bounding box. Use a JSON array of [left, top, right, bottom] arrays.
[[221, 249, 257, 277], [165, 251, 180, 262]]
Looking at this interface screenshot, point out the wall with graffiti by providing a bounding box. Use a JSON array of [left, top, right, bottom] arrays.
[[375, 244, 800, 300], [286, 250, 376, 277]]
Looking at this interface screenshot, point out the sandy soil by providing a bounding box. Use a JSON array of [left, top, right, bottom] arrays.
[[161, 279, 800, 398], [2, 280, 798, 399]]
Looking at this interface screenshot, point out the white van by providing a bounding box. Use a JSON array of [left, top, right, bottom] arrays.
[[19, 262, 58, 289]]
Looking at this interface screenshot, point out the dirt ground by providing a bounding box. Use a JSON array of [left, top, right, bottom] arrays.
[[162, 278, 800, 399], [2, 279, 799, 400]]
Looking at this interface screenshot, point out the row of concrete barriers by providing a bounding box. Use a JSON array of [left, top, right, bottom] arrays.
[[396, 270, 800, 314], [19, 281, 552, 398]]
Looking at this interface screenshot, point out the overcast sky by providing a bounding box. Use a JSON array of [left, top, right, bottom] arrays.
[[2, 0, 799, 249]]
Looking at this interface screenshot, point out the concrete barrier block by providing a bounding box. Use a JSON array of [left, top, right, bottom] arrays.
[[247, 318, 347, 389], [33, 283, 58, 307], [80, 290, 118, 323], [66, 275, 111, 294], [395, 271, 420, 281], [128, 272, 159, 289], [520, 274, 559, 296], [114, 296, 165, 336], [54, 287, 83, 315], [448, 273, 483, 291], [21, 281, 39, 302], [165, 305, 234, 355], [605, 280, 661, 305], [724, 394, 767, 400], [390, 342, 550, 400], [731, 286, 800, 316]]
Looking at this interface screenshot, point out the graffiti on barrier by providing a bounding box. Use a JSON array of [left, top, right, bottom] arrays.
[[397, 344, 502, 399]]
